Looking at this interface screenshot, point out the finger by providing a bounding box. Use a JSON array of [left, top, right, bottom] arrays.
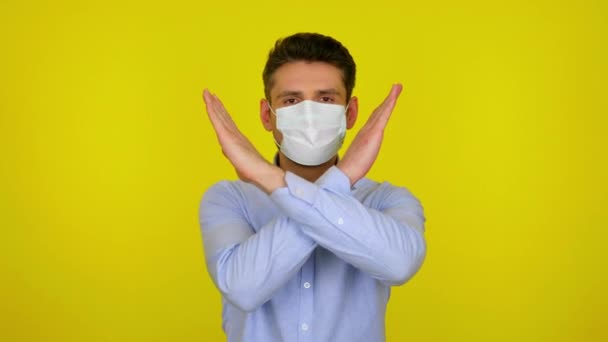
[[367, 84, 402, 125], [212, 94, 231, 121], [214, 94, 246, 138], [376, 84, 403, 126], [202, 88, 213, 112], [203, 89, 218, 121], [210, 94, 258, 151], [380, 84, 403, 112], [203, 90, 230, 138], [205, 92, 230, 129], [390, 83, 403, 100], [211, 94, 239, 134], [385, 83, 403, 112], [203, 89, 219, 110]]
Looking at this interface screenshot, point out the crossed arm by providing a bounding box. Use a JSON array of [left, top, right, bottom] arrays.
[[200, 167, 426, 312], [200, 85, 426, 312]]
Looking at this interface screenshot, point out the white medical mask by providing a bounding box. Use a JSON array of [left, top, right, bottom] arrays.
[[269, 100, 349, 166]]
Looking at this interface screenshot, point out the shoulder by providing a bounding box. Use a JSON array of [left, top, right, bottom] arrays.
[[199, 180, 260, 215]]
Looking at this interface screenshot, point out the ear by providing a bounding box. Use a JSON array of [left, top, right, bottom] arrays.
[[346, 96, 359, 129], [260, 98, 274, 131]]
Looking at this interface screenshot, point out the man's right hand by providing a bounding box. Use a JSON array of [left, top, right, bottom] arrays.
[[337, 84, 403, 185], [203, 89, 286, 194]]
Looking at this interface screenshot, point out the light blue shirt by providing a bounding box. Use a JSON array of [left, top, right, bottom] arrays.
[[199, 166, 426, 342]]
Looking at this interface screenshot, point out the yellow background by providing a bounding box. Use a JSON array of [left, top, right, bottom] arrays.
[[1, 0, 606, 341]]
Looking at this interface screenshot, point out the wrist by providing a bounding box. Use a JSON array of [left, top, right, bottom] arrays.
[[256, 165, 286, 194], [336, 163, 356, 186]]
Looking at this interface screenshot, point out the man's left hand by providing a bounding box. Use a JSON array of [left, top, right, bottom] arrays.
[[337, 84, 403, 185]]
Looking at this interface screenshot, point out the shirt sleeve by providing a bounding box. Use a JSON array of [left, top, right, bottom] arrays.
[[199, 181, 316, 312], [270, 166, 427, 286]]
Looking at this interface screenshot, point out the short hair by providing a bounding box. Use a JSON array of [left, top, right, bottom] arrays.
[[262, 32, 356, 102]]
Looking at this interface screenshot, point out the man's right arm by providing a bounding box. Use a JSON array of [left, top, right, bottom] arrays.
[[199, 181, 317, 312]]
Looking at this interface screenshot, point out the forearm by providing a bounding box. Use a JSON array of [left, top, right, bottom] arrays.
[[297, 203, 426, 285], [271, 167, 426, 285], [207, 217, 316, 312]]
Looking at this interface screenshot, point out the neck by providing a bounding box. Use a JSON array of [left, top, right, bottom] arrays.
[[277, 152, 337, 183]]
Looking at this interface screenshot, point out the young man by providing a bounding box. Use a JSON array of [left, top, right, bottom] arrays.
[[199, 32, 426, 342]]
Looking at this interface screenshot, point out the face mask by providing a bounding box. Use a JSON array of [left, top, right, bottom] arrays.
[[269, 100, 349, 166]]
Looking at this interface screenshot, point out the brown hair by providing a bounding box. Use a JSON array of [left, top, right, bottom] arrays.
[[262, 32, 356, 102]]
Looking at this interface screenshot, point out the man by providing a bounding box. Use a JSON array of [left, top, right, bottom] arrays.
[[199, 32, 426, 342]]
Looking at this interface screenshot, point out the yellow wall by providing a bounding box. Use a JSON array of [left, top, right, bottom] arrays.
[[1, 0, 606, 341]]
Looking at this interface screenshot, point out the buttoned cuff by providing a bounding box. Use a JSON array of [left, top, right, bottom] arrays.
[[275, 166, 350, 205], [269, 166, 352, 207], [282, 172, 319, 205], [315, 166, 352, 195]]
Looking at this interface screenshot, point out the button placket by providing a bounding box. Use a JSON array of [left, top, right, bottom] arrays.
[[297, 250, 315, 340]]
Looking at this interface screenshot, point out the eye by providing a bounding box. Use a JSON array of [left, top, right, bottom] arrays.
[[283, 98, 298, 105], [320, 96, 334, 103]]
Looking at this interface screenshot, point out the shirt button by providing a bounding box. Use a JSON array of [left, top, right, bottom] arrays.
[[303, 282, 311, 289], [295, 188, 303, 197], [337, 217, 344, 225], [301, 323, 309, 331]]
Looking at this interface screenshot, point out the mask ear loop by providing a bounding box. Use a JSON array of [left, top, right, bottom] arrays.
[[267, 102, 283, 150], [342, 99, 352, 131], [267, 102, 277, 117]]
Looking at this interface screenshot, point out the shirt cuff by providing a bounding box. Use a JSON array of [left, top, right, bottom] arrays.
[[315, 166, 352, 195], [273, 166, 350, 207], [281, 171, 319, 205]]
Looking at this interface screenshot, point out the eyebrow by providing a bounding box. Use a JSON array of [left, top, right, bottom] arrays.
[[277, 90, 304, 99], [276, 88, 342, 99], [317, 89, 341, 96]]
